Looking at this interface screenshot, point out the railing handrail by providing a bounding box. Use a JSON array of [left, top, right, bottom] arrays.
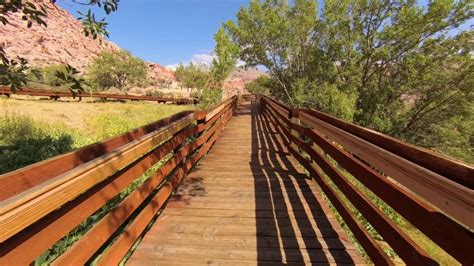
[[261, 95, 473, 227], [0, 111, 194, 201], [299, 108, 473, 188], [0, 114, 194, 241], [0, 95, 238, 265], [0, 86, 197, 104], [259, 94, 473, 264], [261, 94, 474, 187]]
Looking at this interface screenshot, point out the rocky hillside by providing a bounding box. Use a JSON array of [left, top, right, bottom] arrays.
[[223, 67, 264, 96], [147, 63, 177, 83], [0, 2, 175, 83], [0, 3, 119, 71], [0, 2, 262, 95]]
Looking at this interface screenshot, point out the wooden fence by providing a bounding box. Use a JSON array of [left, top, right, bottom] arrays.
[[0, 96, 237, 264], [260, 94, 473, 265], [0, 87, 197, 105], [1, 94, 472, 265]]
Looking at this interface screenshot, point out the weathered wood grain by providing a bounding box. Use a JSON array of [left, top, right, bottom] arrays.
[[127, 98, 362, 265]]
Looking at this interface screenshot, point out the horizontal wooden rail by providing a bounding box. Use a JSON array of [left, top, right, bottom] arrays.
[[298, 111, 473, 228], [259, 94, 474, 265], [299, 108, 473, 188], [0, 111, 193, 201], [0, 96, 238, 264], [0, 86, 198, 105]]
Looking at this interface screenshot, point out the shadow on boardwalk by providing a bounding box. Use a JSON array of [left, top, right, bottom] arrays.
[[126, 96, 362, 265], [249, 97, 355, 264]]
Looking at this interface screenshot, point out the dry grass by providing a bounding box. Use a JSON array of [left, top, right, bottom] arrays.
[[1, 96, 193, 132], [0, 96, 194, 174]]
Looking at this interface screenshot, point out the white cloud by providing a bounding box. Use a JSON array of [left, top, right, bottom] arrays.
[[164, 64, 179, 71], [165, 53, 216, 70], [166, 53, 270, 73], [190, 53, 215, 65], [165, 64, 180, 71]]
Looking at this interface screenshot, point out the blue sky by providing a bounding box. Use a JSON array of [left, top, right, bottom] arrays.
[[59, 0, 249, 67], [59, 0, 473, 68]]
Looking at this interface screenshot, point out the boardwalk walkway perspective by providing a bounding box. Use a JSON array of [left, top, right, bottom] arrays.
[[128, 98, 363, 264], [1, 95, 472, 265]]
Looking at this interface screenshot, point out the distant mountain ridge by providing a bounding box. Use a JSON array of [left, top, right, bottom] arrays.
[[0, 3, 263, 95], [0, 3, 176, 84], [224, 67, 265, 96], [0, 3, 119, 71]]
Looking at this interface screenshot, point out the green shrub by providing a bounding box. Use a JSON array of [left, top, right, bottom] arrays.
[[245, 76, 271, 95], [290, 79, 357, 122], [198, 87, 223, 109], [0, 113, 76, 174], [311, 83, 356, 122], [145, 90, 165, 97], [175, 63, 210, 91], [88, 50, 147, 91], [28, 64, 70, 87]]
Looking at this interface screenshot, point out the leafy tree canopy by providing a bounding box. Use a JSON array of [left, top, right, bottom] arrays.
[[175, 62, 211, 91], [211, 27, 240, 84], [88, 50, 147, 91], [225, 0, 473, 162], [245, 76, 271, 95], [174, 27, 240, 109]]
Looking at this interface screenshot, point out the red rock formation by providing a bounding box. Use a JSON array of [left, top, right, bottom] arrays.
[[223, 67, 264, 96], [147, 63, 177, 83], [0, 3, 261, 93], [0, 2, 119, 71], [0, 2, 176, 84]]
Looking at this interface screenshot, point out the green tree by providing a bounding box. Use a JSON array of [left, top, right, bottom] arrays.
[[88, 51, 147, 91], [198, 85, 224, 108], [224, 0, 318, 103], [173, 63, 218, 107], [224, 0, 473, 162], [245, 76, 271, 95], [174, 27, 239, 109], [28, 64, 70, 87], [175, 63, 210, 92], [211, 27, 239, 83]]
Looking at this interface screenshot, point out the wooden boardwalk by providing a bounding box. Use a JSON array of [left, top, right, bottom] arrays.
[[128, 98, 363, 265], [2, 95, 470, 265]]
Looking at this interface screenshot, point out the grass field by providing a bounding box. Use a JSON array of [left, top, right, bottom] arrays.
[[0, 97, 194, 174]]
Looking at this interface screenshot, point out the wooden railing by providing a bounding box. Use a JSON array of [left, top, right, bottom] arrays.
[[259, 94, 473, 265], [1, 93, 472, 265], [0, 87, 197, 105], [0, 96, 238, 264]]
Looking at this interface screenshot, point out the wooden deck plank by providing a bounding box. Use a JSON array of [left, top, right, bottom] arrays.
[[130, 245, 362, 264], [135, 233, 355, 250], [127, 257, 365, 266], [127, 98, 363, 265], [162, 208, 330, 218], [147, 222, 346, 239], [166, 201, 328, 212]]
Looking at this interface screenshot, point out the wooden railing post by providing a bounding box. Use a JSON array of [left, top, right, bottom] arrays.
[[257, 94, 263, 114], [194, 110, 207, 123], [194, 110, 207, 137], [289, 108, 301, 152], [233, 95, 238, 115]]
